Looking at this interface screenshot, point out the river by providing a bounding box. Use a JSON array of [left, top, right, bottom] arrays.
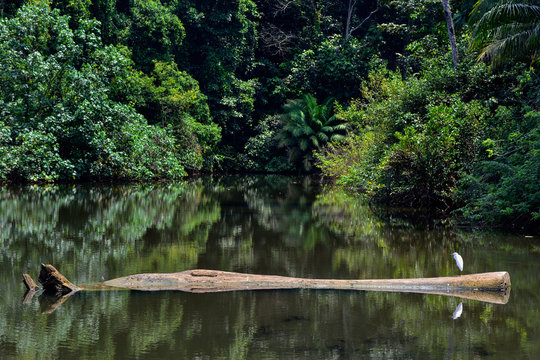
[[0, 175, 538, 359]]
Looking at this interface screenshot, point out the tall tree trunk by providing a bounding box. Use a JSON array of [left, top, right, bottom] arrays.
[[345, 0, 355, 39], [345, 0, 379, 39], [441, 0, 459, 69]]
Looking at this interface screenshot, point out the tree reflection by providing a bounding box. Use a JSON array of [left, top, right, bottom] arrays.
[[0, 181, 223, 281], [0, 177, 539, 359]]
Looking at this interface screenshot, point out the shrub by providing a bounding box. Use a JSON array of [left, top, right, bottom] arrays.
[[457, 108, 540, 230], [316, 50, 539, 229], [0, 1, 185, 181]]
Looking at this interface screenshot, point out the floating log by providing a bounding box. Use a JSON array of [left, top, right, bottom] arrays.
[[30, 265, 511, 306], [103, 269, 510, 293]]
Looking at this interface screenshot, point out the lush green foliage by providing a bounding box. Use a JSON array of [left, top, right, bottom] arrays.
[[279, 35, 376, 100], [316, 50, 539, 230], [278, 94, 346, 171], [0, 0, 538, 229], [471, 0, 540, 67], [136, 61, 221, 171], [457, 104, 540, 229], [0, 2, 181, 181], [0, 1, 222, 181], [175, 0, 259, 155], [240, 115, 292, 173], [317, 59, 487, 204], [127, 0, 185, 70]]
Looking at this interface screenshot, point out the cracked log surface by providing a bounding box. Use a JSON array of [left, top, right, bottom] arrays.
[[103, 269, 511, 294]]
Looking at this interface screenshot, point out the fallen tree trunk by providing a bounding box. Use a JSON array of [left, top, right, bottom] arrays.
[[103, 269, 510, 292], [29, 265, 512, 305]]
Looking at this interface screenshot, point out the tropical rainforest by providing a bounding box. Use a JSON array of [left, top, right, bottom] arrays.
[[0, 0, 538, 232]]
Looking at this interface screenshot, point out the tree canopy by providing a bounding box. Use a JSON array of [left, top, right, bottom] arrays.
[[0, 0, 538, 230]]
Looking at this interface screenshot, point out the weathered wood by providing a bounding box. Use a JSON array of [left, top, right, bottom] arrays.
[[22, 273, 41, 305], [30, 265, 511, 305], [38, 264, 80, 295], [22, 273, 40, 291], [104, 269, 511, 294]]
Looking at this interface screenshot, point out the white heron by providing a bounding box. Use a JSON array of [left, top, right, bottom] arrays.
[[451, 252, 463, 272]]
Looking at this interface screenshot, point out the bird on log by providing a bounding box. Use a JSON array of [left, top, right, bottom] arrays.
[[22, 264, 511, 312]]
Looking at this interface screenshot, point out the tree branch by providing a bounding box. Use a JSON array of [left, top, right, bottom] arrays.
[[346, 0, 379, 38]]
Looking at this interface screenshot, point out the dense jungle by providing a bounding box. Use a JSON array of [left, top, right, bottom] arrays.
[[0, 0, 538, 231]]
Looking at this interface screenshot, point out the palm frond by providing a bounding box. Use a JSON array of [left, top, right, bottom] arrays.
[[330, 134, 346, 142], [333, 123, 349, 131], [320, 126, 333, 133], [323, 114, 337, 125], [292, 126, 305, 138], [317, 132, 329, 142], [299, 138, 309, 151], [310, 135, 320, 148], [474, 3, 540, 41], [303, 125, 315, 136], [471, 0, 540, 66], [277, 93, 347, 168], [478, 22, 540, 65], [311, 119, 323, 130], [471, 0, 500, 22]]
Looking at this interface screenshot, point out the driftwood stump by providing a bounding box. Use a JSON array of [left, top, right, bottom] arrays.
[[22, 273, 40, 291], [38, 264, 80, 295]]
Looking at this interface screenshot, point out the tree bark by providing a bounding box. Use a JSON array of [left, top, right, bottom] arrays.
[[99, 269, 511, 305], [345, 0, 379, 39], [345, 0, 355, 38], [441, 0, 459, 69], [38, 264, 80, 295], [22, 273, 40, 291], [31, 265, 511, 305]]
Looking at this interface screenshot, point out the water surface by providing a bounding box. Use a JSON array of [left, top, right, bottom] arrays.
[[0, 175, 539, 359]]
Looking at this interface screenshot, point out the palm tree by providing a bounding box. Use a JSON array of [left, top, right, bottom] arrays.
[[471, 0, 540, 67], [277, 94, 347, 171]]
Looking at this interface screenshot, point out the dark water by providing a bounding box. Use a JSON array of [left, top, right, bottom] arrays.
[[0, 175, 539, 359]]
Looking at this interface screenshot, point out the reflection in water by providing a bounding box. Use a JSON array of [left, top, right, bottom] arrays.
[[0, 176, 539, 359], [452, 302, 463, 320], [447, 302, 463, 360]]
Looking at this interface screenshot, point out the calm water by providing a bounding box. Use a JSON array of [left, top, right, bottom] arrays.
[[0, 175, 539, 359]]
